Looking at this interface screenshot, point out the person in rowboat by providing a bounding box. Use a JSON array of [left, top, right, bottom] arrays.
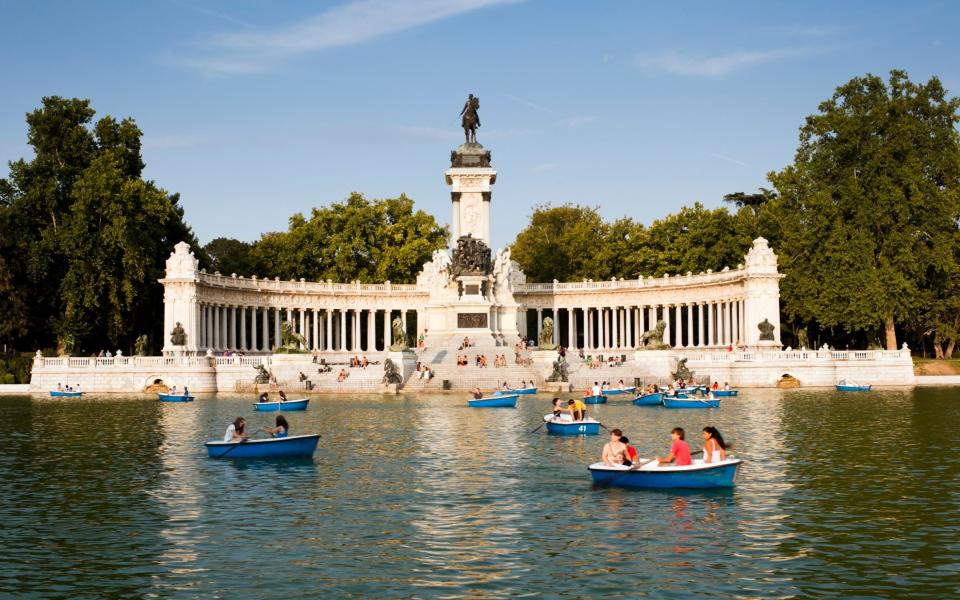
[[224, 417, 247, 442], [592, 381, 601, 396], [701, 426, 727, 463], [656, 427, 692, 466], [263, 415, 289, 439], [602, 429, 631, 466], [568, 398, 586, 422], [258, 392, 269, 403], [279, 390, 288, 402], [471, 387, 483, 400], [620, 435, 638, 464]]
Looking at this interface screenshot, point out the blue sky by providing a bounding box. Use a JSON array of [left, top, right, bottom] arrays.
[[2, 0, 958, 250]]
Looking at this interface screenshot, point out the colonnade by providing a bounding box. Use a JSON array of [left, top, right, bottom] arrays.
[[529, 299, 747, 351], [195, 305, 419, 353]]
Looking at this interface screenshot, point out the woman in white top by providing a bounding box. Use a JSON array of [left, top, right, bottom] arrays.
[[224, 417, 246, 442], [701, 426, 727, 463]]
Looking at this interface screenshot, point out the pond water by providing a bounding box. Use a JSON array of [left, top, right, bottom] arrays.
[[0, 388, 958, 598]]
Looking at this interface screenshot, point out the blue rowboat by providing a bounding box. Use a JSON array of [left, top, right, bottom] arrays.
[[545, 419, 601, 436], [588, 458, 742, 489], [663, 396, 720, 409], [712, 389, 738, 397], [836, 383, 871, 392], [632, 392, 663, 406], [253, 398, 310, 412], [468, 394, 518, 408], [158, 393, 195, 402], [49, 391, 82, 397], [512, 387, 538, 395], [603, 386, 637, 396], [205, 433, 320, 459], [583, 394, 607, 404]]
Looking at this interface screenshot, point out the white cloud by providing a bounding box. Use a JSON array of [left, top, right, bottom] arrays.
[[634, 46, 834, 77], [175, 0, 522, 74]]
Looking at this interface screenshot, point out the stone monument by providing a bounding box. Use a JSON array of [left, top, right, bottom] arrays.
[[160, 241, 201, 356]]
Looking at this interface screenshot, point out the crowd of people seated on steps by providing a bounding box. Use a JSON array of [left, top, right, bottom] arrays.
[[414, 362, 435, 382], [456, 353, 513, 368], [583, 354, 623, 369]]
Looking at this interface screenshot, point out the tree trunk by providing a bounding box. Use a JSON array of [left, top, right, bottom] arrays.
[[884, 314, 897, 350], [946, 339, 956, 360]]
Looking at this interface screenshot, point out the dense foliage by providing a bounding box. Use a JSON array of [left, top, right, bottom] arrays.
[[0, 97, 204, 355]]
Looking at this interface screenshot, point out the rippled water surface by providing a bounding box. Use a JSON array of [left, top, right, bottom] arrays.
[[1, 388, 958, 598]]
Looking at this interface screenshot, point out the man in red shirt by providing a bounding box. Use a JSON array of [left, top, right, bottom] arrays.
[[656, 427, 692, 466]]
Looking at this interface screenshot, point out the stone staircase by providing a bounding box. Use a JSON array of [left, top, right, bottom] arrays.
[[406, 344, 543, 392]]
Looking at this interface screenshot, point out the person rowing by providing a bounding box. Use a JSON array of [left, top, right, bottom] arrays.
[[568, 397, 586, 421], [262, 415, 289, 439], [655, 427, 691, 466], [258, 392, 269, 403], [602, 429, 631, 466]]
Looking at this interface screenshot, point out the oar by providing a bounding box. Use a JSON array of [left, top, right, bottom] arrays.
[[216, 436, 249, 459], [530, 421, 547, 434]]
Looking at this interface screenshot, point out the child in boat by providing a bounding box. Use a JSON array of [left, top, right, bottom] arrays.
[[701, 426, 727, 463], [656, 427, 692, 466], [224, 417, 246, 442], [258, 392, 269, 403], [279, 390, 288, 402], [568, 398, 586, 421], [263, 415, 289, 439], [602, 429, 630, 466], [620, 435, 638, 464]]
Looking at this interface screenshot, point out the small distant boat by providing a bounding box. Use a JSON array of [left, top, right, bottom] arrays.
[[632, 392, 663, 406], [603, 386, 637, 396], [158, 393, 195, 402], [583, 394, 607, 404], [663, 396, 720, 409], [545, 418, 601, 436], [49, 390, 82, 397], [253, 398, 310, 412], [205, 434, 320, 459], [468, 394, 518, 408], [712, 389, 739, 397], [836, 382, 871, 392], [511, 387, 538, 395], [589, 458, 742, 489]]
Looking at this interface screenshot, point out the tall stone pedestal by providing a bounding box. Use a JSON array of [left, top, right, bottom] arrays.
[[632, 350, 679, 382], [388, 350, 418, 384], [529, 349, 560, 379]]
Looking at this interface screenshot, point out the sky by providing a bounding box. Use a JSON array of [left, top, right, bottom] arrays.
[[2, 0, 958, 251]]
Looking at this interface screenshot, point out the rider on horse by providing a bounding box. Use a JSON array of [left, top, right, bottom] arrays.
[[460, 94, 480, 143]]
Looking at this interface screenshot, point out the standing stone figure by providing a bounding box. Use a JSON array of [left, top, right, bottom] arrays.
[[539, 317, 557, 350], [389, 317, 409, 352], [170, 322, 187, 346], [460, 94, 480, 144], [134, 334, 149, 356], [758, 319, 775, 341]]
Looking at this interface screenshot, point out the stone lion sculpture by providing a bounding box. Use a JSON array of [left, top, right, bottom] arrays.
[[280, 320, 307, 350], [639, 320, 669, 350], [389, 316, 409, 352], [382, 358, 403, 384], [539, 316, 557, 350]]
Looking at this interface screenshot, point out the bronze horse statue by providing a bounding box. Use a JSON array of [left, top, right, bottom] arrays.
[[460, 94, 480, 143]]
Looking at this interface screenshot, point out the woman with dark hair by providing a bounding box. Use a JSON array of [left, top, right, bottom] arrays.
[[701, 426, 727, 463], [224, 417, 246, 442], [263, 415, 289, 439]]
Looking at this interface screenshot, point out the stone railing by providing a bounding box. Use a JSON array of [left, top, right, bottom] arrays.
[[197, 272, 421, 295], [32, 355, 268, 369], [676, 349, 911, 362], [515, 267, 748, 294]]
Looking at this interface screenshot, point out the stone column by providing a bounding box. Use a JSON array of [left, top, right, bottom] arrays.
[[536, 308, 543, 342], [619, 307, 626, 349], [250, 307, 257, 352], [697, 303, 705, 347], [212, 306, 220, 351], [401, 309, 408, 349], [568, 308, 576, 348], [685, 304, 692, 348], [274, 307, 281, 350], [339, 310, 347, 351], [325, 310, 333, 351], [237, 306, 245, 351], [385, 309, 392, 349], [596, 308, 604, 350], [367, 310, 375, 351], [637, 306, 645, 338], [584, 309, 591, 350], [261, 307, 269, 352], [663, 305, 671, 347]]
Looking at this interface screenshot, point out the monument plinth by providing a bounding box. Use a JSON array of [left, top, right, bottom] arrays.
[[446, 142, 496, 246]]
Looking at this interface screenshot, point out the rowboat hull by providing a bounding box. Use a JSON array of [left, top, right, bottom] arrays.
[[468, 394, 518, 408], [663, 397, 720, 408], [583, 394, 607, 404], [545, 419, 601, 436], [513, 387, 538, 395], [603, 386, 636, 396], [836, 384, 871, 392], [589, 458, 742, 489], [205, 434, 320, 459], [253, 398, 310, 412], [158, 393, 194, 402], [49, 391, 82, 397], [712, 390, 738, 397], [632, 392, 663, 406]]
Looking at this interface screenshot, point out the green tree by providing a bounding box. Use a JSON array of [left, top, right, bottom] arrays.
[[769, 70, 960, 349], [204, 237, 255, 276], [0, 96, 203, 353], [250, 193, 447, 283], [510, 204, 608, 282]]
